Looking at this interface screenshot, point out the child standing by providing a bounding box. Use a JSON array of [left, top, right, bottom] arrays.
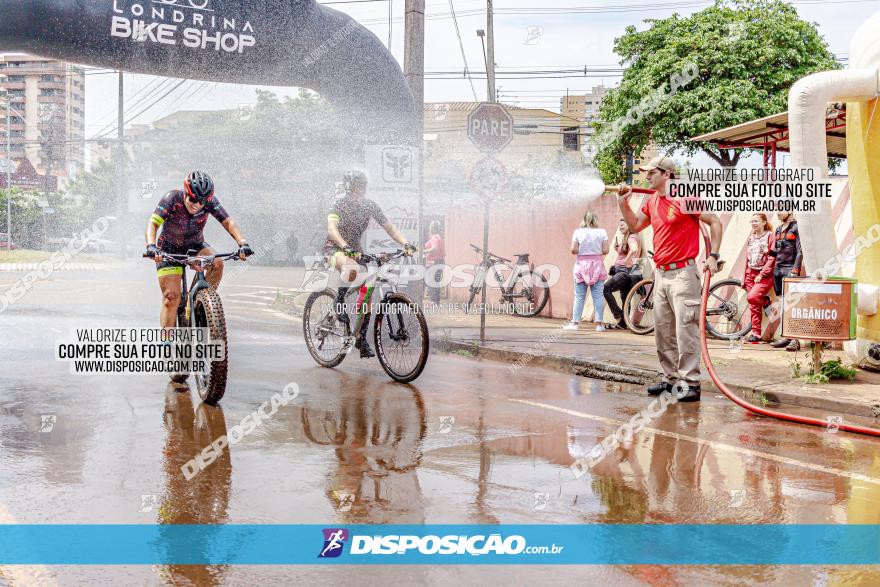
[[742, 213, 776, 343]]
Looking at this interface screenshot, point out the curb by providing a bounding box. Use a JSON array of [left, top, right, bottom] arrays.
[[432, 338, 658, 385], [432, 337, 880, 423]]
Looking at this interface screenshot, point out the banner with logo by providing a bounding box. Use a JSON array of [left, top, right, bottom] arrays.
[[2, 524, 879, 564], [364, 144, 420, 253], [0, 0, 417, 144]]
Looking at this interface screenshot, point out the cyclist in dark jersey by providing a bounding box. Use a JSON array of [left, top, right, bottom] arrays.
[[144, 171, 253, 329], [325, 170, 415, 358]]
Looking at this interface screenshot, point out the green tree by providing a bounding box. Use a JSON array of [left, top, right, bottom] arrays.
[[0, 187, 44, 248], [593, 0, 840, 183], [63, 89, 350, 259], [61, 157, 117, 228]]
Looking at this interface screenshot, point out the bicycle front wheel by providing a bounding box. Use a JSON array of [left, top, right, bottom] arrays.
[[705, 278, 752, 340], [374, 293, 429, 383], [303, 289, 350, 368], [192, 288, 228, 405], [623, 278, 656, 335], [509, 270, 550, 317]]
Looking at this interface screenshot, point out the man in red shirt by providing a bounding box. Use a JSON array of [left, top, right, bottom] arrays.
[[617, 156, 723, 402]]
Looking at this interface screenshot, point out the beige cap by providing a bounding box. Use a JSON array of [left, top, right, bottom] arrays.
[[639, 155, 677, 173]]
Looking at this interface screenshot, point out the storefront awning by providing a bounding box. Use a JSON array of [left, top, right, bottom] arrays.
[[690, 104, 847, 166]]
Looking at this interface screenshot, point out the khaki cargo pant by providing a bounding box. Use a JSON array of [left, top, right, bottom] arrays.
[[653, 263, 702, 386]]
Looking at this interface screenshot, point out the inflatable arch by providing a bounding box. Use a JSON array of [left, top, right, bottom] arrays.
[[0, 0, 418, 145], [787, 9, 880, 369]]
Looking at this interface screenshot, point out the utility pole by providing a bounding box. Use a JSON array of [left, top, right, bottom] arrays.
[[403, 0, 424, 125], [116, 70, 125, 257], [479, 0, 498, 341], [486, 0, 496, 104], [404, 0, 425, 302]]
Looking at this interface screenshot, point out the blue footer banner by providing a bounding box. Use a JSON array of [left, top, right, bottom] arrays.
[[2, 525, 879, 565]]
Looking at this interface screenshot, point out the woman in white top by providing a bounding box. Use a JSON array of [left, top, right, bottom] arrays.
[[564, 211, 609, 331]]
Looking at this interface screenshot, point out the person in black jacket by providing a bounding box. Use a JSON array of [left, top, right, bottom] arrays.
[[769, 212, 803, 351]]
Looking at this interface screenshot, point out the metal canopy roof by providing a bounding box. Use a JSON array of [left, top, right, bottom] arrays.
[[690, 104, 847, 162]]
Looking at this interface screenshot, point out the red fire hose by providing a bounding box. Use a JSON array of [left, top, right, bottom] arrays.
[[604, 183, 879, 436], [698, 236, 880, 437]]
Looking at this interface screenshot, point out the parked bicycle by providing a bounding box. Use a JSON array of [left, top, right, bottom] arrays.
[[302, 249, 429, 382], [466, 244, 550, 317], [622, 256, 751, 340], [145, 251, 244, 405]]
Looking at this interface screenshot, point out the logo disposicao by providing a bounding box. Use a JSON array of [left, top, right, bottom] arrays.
[[318, 528, 349, 558]]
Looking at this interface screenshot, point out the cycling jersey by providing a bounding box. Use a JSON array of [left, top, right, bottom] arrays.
[[324, 195, 387, 254], [151, 189, 229, 250]]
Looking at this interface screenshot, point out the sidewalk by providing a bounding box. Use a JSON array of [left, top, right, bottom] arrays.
[[423, 308, 880, 422]]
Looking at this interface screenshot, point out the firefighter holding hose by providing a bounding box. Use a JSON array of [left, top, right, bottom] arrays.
[[615, 156, 724, 402]]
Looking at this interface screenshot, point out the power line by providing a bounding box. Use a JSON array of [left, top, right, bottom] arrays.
[[88, 77, 176, 139], [92, 78, 189, 140], [358, 0, 880, 24], [447, 0, 480, 101]]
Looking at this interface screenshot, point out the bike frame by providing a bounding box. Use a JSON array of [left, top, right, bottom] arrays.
[[344, 254, 402, 346], [178, 261, 212, 324], [153, 252, 237, 324], [472, 254, 532, 299]]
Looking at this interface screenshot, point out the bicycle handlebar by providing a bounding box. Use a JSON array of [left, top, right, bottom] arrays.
[[143, 251, 244, 262], [349, 249, 408, 266], [469, 243, 512, 263]]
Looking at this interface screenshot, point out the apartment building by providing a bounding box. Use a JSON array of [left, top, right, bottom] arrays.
[[0, 53, 85, 180]]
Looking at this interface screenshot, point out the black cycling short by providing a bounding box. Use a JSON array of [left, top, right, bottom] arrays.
[[156, 241, 211, 277]]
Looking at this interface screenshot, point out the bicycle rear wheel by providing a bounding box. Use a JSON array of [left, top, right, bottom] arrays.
[[192, 288, 228, 405], [705, 278, 752, 340], [303, 289, 350, 368], [623, 278, 656, 335], [374, 293, 429, 383], [509, 270, 550, 317]]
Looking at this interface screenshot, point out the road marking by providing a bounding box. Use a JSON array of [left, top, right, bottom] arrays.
[[225, 299, 268, 306], [226, 292, 278, 302], [263, 309, 297, 321], [509, 398, 880, 486]]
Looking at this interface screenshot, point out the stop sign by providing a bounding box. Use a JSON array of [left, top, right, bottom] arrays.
[[467, 103, 513, 153]]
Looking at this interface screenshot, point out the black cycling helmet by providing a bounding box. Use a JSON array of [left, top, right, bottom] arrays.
[[343, 170, 368, 195], [184, 170, 214, 203]]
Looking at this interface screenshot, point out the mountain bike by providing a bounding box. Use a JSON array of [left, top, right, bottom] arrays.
[[466, 244, 550, 317], [302, 249, 429, 383], [623, 260, 751, 340], [146, 251, 244, 405]]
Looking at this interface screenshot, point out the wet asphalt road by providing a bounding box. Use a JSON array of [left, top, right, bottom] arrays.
[[2, 268, 880, 586]]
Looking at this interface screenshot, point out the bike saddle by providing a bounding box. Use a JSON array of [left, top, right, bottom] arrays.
[[0, 0, 417, 144]]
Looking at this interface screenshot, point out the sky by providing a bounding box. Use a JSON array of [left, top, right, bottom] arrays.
[[80, 0, 880, 165]]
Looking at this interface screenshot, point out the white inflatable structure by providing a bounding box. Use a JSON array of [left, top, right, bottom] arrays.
[[788, 10, 880, 369]]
